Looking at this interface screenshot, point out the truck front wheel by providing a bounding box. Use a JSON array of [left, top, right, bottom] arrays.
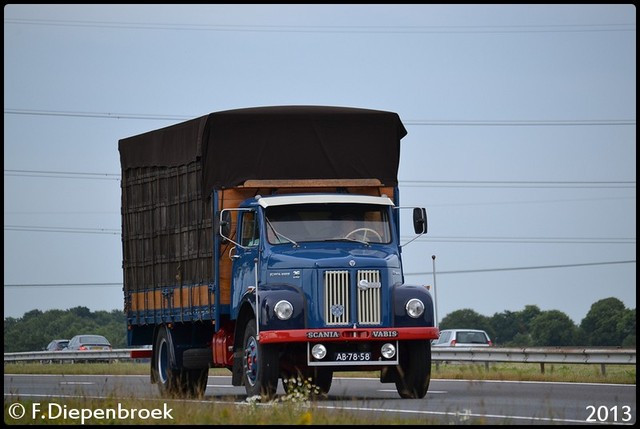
[[242, 318, 279, 399], [395, 340, 431, 399], [282, 366, 333, 396]]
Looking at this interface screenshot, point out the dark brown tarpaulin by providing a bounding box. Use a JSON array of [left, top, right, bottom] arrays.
[[118, 105, 407, 191]]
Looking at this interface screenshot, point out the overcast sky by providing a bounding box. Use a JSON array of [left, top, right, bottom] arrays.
[[4, 4, 636, 324]]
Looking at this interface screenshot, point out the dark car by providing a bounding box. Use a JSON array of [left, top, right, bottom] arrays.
[[432, 329, 493, 347], [66, 334, 112, 351], [45, 339, 69, 351]]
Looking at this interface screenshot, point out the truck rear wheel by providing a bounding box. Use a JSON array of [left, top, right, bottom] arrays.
[[395, 340, 431, 399], [153, 326, 180, 397], [242, 318, 279, 399], [153, 326, 208, 398]]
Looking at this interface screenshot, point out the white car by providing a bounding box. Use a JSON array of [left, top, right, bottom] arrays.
[[432, 329, 492, 347]]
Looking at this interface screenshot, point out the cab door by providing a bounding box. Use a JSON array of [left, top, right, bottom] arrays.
[[230, 210, 260, 317]]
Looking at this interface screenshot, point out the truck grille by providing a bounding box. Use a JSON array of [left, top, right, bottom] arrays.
[[324, 270, 381, 326]]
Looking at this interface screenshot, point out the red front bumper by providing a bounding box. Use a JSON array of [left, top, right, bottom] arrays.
[[259, 326, 440, 344]]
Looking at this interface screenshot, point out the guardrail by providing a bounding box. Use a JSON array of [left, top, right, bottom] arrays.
[[4, 347, 636, 375], [432, 347, 636, 375], [3, 349, 145, 363]]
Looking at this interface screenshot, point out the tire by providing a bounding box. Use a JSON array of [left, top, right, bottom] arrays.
[[282, 366, 333, 396], [310, 367, 333, 395], [395, 340, 431, 399], [242, 318, 279, 399], [153, 326, 179, 397], [184, 368, 209, 398], [152, 326, 208, 398]]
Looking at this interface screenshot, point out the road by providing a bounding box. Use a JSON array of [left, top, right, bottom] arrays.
[[4, 374, 636, 425]]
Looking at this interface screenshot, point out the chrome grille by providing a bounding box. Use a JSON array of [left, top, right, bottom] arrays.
[[357, 270, 381, 324], [324, 270, 350, 325], [323, 269, 381, 326]]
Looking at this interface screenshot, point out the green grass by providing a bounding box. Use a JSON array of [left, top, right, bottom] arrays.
[[5, 396, 434, 425], [4, 361, 635, 384], [4, 361, 635, 425]]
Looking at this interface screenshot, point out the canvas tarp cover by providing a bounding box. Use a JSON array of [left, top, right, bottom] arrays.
[[118, 105, 407, 191]]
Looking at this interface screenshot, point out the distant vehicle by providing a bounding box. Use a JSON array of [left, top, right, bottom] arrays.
[[432, 329, 493, 347], [66, 335, 112, 351], [45, 339, 69, 351]]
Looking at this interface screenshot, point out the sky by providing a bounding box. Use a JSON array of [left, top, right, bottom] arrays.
[[4, 4, 636, 325]]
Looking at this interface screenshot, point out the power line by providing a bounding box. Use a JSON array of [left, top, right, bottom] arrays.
[[4, 226, 120, 235], [3, 108, 190, 121], [3, 109, 636, 126], [5, 259, 635, 288], [4, 282, 122, 288], [405, 259, 635, 276], [401, 236, 635, 245], [404, 119, 636, 126], [5, 170, 636, 189], [399, 180, 635, 189], [4, 224, 635, 245], [4, 18, 636, 34], [4, 169, 120, 180]]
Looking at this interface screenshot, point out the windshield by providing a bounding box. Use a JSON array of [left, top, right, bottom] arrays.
[[265, 203, 392, 244]]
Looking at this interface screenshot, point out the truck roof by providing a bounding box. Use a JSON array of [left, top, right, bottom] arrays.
[[118, 105, 407, 191], [256, 193, 395, 208]]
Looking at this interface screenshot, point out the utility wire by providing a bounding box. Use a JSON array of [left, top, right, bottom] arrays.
[[4, 282, 122, 288], [4, 225, 635, 245], [4, 109, 191, 121], [403, 119, 636, 126], [4, 169, 120, 180], [4, 226, 120, 235], [3, 109, 636, 126], [400, 236, 635, 244], [5, 169, 635, 189], [405, 259, 635, 276], [4, 18, 636, 34], [5, 259, 635, 288], [400, 180, 635, 189]]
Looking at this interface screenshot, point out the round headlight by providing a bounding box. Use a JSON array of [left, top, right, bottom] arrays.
[[311, 344, 327, 360], [274, 300, 293, 320], [381, 342, 396, 359], [405, 298, 424, 318]]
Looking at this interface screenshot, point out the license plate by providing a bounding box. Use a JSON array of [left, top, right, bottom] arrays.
[[333, 352, 371, 362]]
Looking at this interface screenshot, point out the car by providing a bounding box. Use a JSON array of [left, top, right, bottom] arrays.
[[66, 334, 112, 351], [45, 339, 69, 351], [432, 329, 493, 347]]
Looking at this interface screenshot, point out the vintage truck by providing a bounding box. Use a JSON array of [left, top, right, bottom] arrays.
[[118, 105, 439, 399]]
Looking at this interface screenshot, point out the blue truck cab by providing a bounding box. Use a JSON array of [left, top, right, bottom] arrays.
[[218, 192, 436, 398]]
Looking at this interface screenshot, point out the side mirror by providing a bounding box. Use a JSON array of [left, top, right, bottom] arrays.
[[219, 210, 232, 240], [413, 207, 427, 235]]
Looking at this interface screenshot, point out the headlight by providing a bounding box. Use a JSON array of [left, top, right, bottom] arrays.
[[274, 300, 294, 320], [405, 298, 424, 318], [381, 343, 396, 359], [311, 344, 327, 360]]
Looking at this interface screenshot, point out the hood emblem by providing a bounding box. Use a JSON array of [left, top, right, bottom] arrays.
[[349, 260, 356, 267], [331, 304, 345, 318], [358, 279, 382, 290]]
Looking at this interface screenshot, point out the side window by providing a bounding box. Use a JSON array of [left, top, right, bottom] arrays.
[[436, 331, 449, 344], [240, 211, 259, 247]]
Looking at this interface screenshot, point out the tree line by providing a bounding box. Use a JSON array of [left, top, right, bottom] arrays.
[[3, 296, 635, 353], [440, 297, 635, 347]]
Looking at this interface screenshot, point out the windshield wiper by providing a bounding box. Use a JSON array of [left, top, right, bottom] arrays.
[[265, 218, 299, 247], [329, 237, 370, 246]]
